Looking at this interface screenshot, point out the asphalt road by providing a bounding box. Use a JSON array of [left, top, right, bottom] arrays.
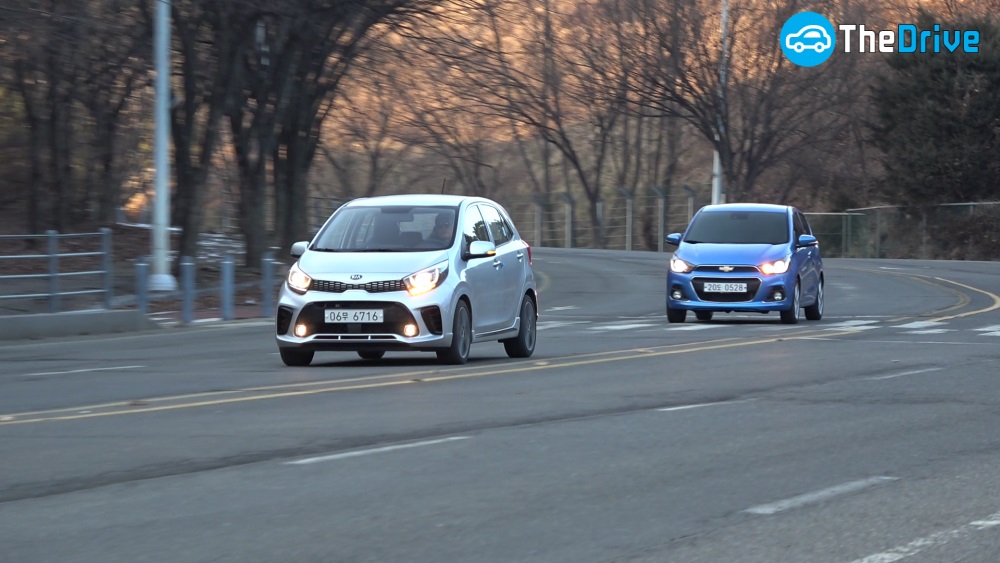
[[2, 248, 1000, 562]]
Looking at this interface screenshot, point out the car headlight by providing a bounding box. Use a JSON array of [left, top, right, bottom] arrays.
[[670, 257, 695, 274], [760, 257, 791, 275], [404, 261, 449, 296], [287, 262, 313, 294]]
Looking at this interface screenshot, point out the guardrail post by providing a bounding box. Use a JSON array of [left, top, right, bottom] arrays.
[[262, 252, 274, 319], [652, 186, 666, 253], [874, 209, 881, 258], [135, 258, 149, 316], [101, 227, 113, 309], [47, 230, 59, 313], [619, 188, 634, 251], [181, 256, 195, 325], [533, 197, 543, 248], [681, 184, 696, 224], [562, 193, 573, 249], [221, 254, 234, 321]]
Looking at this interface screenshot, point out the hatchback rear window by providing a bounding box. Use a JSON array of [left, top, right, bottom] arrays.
[[684, 211, 789, 245]]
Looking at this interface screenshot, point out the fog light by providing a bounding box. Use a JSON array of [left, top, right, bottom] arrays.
[[671, 290, 683, 300], [294, 323, 308, 337], [774, 291, 784, 301], [403, 324, 418, 337]]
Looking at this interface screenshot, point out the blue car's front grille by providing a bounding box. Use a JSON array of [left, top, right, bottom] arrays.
[[694, 265, 760, 274], [691, 277, 762, 302]]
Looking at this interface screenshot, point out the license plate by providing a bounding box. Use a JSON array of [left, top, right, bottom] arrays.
[[325, 309, 384, 323], [703, 282, 747, 293]]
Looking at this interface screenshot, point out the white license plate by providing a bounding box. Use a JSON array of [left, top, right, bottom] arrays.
[[325, 309, 384, 323], [703, 282, 747, 293]]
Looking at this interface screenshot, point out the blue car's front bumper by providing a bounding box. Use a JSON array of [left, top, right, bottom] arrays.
[[666, 269, 793, 313]]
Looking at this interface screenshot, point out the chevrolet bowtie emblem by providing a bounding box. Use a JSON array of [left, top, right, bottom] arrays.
[[719, 266, 734, 272]]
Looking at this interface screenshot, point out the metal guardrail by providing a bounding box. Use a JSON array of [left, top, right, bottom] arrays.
[[0, 229, 113, 312]]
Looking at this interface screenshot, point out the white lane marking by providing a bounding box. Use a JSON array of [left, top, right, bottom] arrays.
[[20, 365, 146, 378], [537, 320, 590, 331], [666, 324, 721, 331], [744, 476, 898, 515], [589, 323, 655, 331], [824, 320, 881, 328], [658, 400, 751, 412], [902, 329, 954, 335], [893, 321, 947, 329], [850, 510, 1000, 563], [825, 325, 880, 332], [865, 367, 943, 381], [546, 305, 579, 312], [974, 325, 1000, 332], [193, 318, 223, 324], [286, 437, 470, 465], [981, 332, 1000, 337]]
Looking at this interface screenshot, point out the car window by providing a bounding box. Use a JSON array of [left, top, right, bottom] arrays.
[[798, 212, 814, 236], [479, 205, 514, 246], [793, 213, 806, 240], [462, 206, 490, 247], [684, 211, 790, 245], [311, 205, 458, 252]]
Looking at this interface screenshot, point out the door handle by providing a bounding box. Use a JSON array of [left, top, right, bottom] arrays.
[[493, 259, 504, 270], [515, 252, 524, 261]]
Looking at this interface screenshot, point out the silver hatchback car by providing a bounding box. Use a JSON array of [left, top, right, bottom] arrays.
[[275, 194, 538, 366]]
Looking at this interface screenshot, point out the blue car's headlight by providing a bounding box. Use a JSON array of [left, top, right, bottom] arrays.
[[670, 257, 695, 274], [761, 257, 791, 275]]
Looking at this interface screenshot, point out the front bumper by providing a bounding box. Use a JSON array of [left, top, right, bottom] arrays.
[[275, 283, 454, 352], [667, 270, 793, 313]]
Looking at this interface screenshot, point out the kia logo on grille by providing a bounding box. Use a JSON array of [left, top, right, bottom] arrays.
[[350, 274, 363, 280], [719, 266, 734, 272]]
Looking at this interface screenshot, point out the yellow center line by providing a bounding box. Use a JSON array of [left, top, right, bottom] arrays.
[[927, 276, 1000, 321], [1, 329, 844, 425]]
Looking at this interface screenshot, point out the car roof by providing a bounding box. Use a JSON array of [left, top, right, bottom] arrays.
[[699, 203, 792, 214], [344, 194, 489, 207]]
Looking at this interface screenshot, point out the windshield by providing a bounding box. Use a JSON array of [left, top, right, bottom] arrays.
[[684, 210, 790, 245], [311, 205, 459, 252]]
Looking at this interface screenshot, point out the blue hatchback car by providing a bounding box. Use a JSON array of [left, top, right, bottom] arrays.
[[665, 203, 824, 324]]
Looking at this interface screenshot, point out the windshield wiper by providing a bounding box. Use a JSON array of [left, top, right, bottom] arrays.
[[310, 247, 347, 252], [684, 239, 704, 244], [355, 248, 405, 252]]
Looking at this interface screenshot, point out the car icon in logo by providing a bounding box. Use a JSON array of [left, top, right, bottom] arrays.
[[785, 25, 832, 53]]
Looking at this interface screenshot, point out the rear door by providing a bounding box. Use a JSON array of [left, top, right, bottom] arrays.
[[459, 205, 501, 334], [794, 210, 820, 298]]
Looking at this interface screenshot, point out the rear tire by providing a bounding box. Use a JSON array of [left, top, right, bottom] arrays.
[[279, 348, 314, 367], [504, 296, 536, 358], [695, 311, 713, 322], [805, 279, 824, 321], [780, 281, 801, 325], [437, 300, 471, 365], [357, 350, 385, 360], [667, 305, 687, 324]]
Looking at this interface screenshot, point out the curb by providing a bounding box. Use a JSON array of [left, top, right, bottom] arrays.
[[0, 310, 160, 341]]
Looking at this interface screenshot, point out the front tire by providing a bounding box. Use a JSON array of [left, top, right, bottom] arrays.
[[805, 278, 824, 321], [280, 348, 314, 367], [780, 281, 801, 325], [504, 296, 536, 358], [437, 300, 472, 365], [667, 305, 687, 324]]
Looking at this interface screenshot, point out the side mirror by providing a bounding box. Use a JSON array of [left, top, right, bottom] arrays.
[[290, 241, 309, 258], [464, 240, 497, 260], [665, 233, 682, 246], [797, 234, 818, 247]]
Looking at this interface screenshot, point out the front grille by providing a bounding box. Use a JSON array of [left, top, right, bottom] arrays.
[[312, 279, 405, 293], [692, 277, 762, 302], [299, 301, 416, 336], [694, 265, 760, 274]]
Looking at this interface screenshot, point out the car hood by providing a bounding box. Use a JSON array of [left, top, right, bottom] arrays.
[[676, 243, 789, 266], [296, 250, 449, 280]]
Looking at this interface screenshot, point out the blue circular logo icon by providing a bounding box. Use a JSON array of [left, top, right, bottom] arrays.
[[780, 12, 836, 67]]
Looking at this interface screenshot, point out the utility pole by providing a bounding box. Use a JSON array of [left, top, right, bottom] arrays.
[[711, 0, 729, 205], [150, 0, 177, 291]]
